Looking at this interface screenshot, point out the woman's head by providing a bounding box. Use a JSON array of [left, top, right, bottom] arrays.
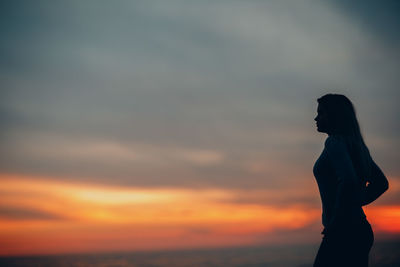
[[315, 93, 360, 137], [315, 93, 371, 181]]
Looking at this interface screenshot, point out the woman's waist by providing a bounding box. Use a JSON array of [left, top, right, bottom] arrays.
[[322, 207, 366, 226], [322, 217, 372, 236]]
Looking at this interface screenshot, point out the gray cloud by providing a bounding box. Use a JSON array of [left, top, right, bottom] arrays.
[[1, 1, 399, 189], [326, 0, 400, 45], [0, 205, 64, 220]]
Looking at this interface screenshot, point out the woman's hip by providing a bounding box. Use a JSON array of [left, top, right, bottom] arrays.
[[323, 218, 374, 247], [314, 220, 374, 267]]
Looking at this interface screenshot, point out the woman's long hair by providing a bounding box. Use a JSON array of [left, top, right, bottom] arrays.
[[317, 94, 371, 185]]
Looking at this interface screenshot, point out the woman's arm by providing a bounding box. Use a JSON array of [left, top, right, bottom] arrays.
[[362, 158, 389, 206]]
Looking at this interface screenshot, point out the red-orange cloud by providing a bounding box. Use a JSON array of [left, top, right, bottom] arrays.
[[0, 174, 398, 256]]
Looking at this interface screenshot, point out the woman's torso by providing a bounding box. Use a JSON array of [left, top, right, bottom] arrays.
[[313, 136, 367, 228]]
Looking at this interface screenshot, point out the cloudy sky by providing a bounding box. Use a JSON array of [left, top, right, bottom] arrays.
[[0, 0, 399, 256]]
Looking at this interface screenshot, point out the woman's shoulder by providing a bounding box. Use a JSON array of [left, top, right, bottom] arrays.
[[323, 135, 352, 162], [324, 134, 346, 147]]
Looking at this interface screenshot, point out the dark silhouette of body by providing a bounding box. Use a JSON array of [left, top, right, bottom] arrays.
[[313, 94, 389, 267]]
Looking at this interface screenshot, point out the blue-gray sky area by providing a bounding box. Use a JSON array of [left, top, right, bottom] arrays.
[[1, 1, 399, 193]]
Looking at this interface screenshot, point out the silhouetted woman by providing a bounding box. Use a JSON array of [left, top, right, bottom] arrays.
[[313, 94, 389, 267]]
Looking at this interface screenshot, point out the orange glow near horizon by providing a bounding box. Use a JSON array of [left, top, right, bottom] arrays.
[[365, 206, 400, 233], [0, 174, 399, 256]]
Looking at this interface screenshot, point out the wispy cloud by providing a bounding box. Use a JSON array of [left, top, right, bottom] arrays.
[[0, 175, 321, 255], [0, 175, 399, 256], [0, 206, 64, 221]]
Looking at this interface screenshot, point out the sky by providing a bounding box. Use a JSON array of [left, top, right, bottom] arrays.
[[0, 0, 399, 256]]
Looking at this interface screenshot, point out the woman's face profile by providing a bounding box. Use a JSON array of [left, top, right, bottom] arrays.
[[314, 104, 330, 134]]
